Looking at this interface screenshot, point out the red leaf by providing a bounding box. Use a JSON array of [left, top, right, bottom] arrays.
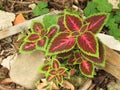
[[36, 37, 48, 51], [82, 40, 106, 67], [47, 25, 59, 38], [80, 24, 88, 32], [56, 75, 62, 83], [47, 75, 54, 82], [25, 33, 39, 42], [42, 64, 50, 71], [47, 32, 75, 55], [65, 13, 82, 31], [19, 42, 36, 53], [68, 51, 82, 65], [58, 51, 72, 59], [74, 52, 82, 64], [80, 60, 94, 77], [49, 70, 57, 75], [77, 32, 98, 57], [40, 30, 47, 37], [68, 56, 76, 65], [58, 68, 66, 74], [62, 72, 68, 77], [70, 69, 76, 76], [58, 16, 67, 31], [31, 21, 44, 33], [86, 14, 107, 34], [53, 60, 60, 69]]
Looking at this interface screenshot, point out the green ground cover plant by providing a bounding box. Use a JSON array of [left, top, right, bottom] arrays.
[[33, 1, 49, 16]]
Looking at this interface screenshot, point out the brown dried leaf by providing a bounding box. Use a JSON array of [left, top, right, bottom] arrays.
[[62, 80, 75, 90], [0, 78, 13, 85]]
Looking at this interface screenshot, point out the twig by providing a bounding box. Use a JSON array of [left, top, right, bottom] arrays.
[[8, 0, 39, 4], [15, 10, 33, 14]]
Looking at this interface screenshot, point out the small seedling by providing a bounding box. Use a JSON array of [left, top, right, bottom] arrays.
[[33, 2, 49, 16]]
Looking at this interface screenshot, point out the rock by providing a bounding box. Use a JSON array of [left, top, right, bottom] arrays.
[[108, 0, 120, 9], [97, 33, 120, 51], [9, 51, 46, 89], [107, 80, 120, 90], [0, 10, 15, 30]]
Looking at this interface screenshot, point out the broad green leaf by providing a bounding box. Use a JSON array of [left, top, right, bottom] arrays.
[[43, 15, 58, 29], [36, 2, 48, 9], [33, 2, 49, 16], [80, 60, 94, 78], [77, 32, 99, 57], [84, 2, 98, 17], [94, 0, 113, 12], [47, 32, 76, 55]]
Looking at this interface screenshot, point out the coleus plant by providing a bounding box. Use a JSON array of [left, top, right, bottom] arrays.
[[19, 11, 108, 88]]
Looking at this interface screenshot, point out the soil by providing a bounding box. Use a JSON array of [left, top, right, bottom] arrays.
[[0, 0, 117, 90]]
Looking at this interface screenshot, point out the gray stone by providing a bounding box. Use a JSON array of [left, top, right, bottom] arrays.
[[9, 51, 45, 89]]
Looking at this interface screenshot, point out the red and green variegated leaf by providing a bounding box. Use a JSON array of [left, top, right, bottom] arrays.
[[58, 16, 67, 32], [74, 51, 82, 64], [47, 25, 59, 38], [49, 69, 57, 75], [38, 63, 51, 73], [57, 51, 72, 59], [56, 75, 63, 84], [82, 40, 106, 67], [85, 13, 108, 34], [80, 60, 94, 78], [19, 42, 36, 54], [40, 30, 47, 37], [58, 68, 67, 74], [36, 36, 48, 51], [62, 72, 69, 77], [77, 31, 99, 57], [68, 56, 76, 65], [30, 20, 44, 33], [24, 33, 40, 42], [47, 75, 55, 82], [52, 59, 60, 69], [70, 69, 76, 76], [80, 24, 89, 33], [47, 32, 76, 55], [64, 13, 83, 31]]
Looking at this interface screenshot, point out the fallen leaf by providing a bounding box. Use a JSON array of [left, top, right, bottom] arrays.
[[14, 13, 26, 25], [37, 79, 59, 90], [0, 78, 13, 85], [62, 80, 75, 90]]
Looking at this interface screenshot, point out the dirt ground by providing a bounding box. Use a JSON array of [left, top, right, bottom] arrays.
[[0, 0, 117, 90]]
